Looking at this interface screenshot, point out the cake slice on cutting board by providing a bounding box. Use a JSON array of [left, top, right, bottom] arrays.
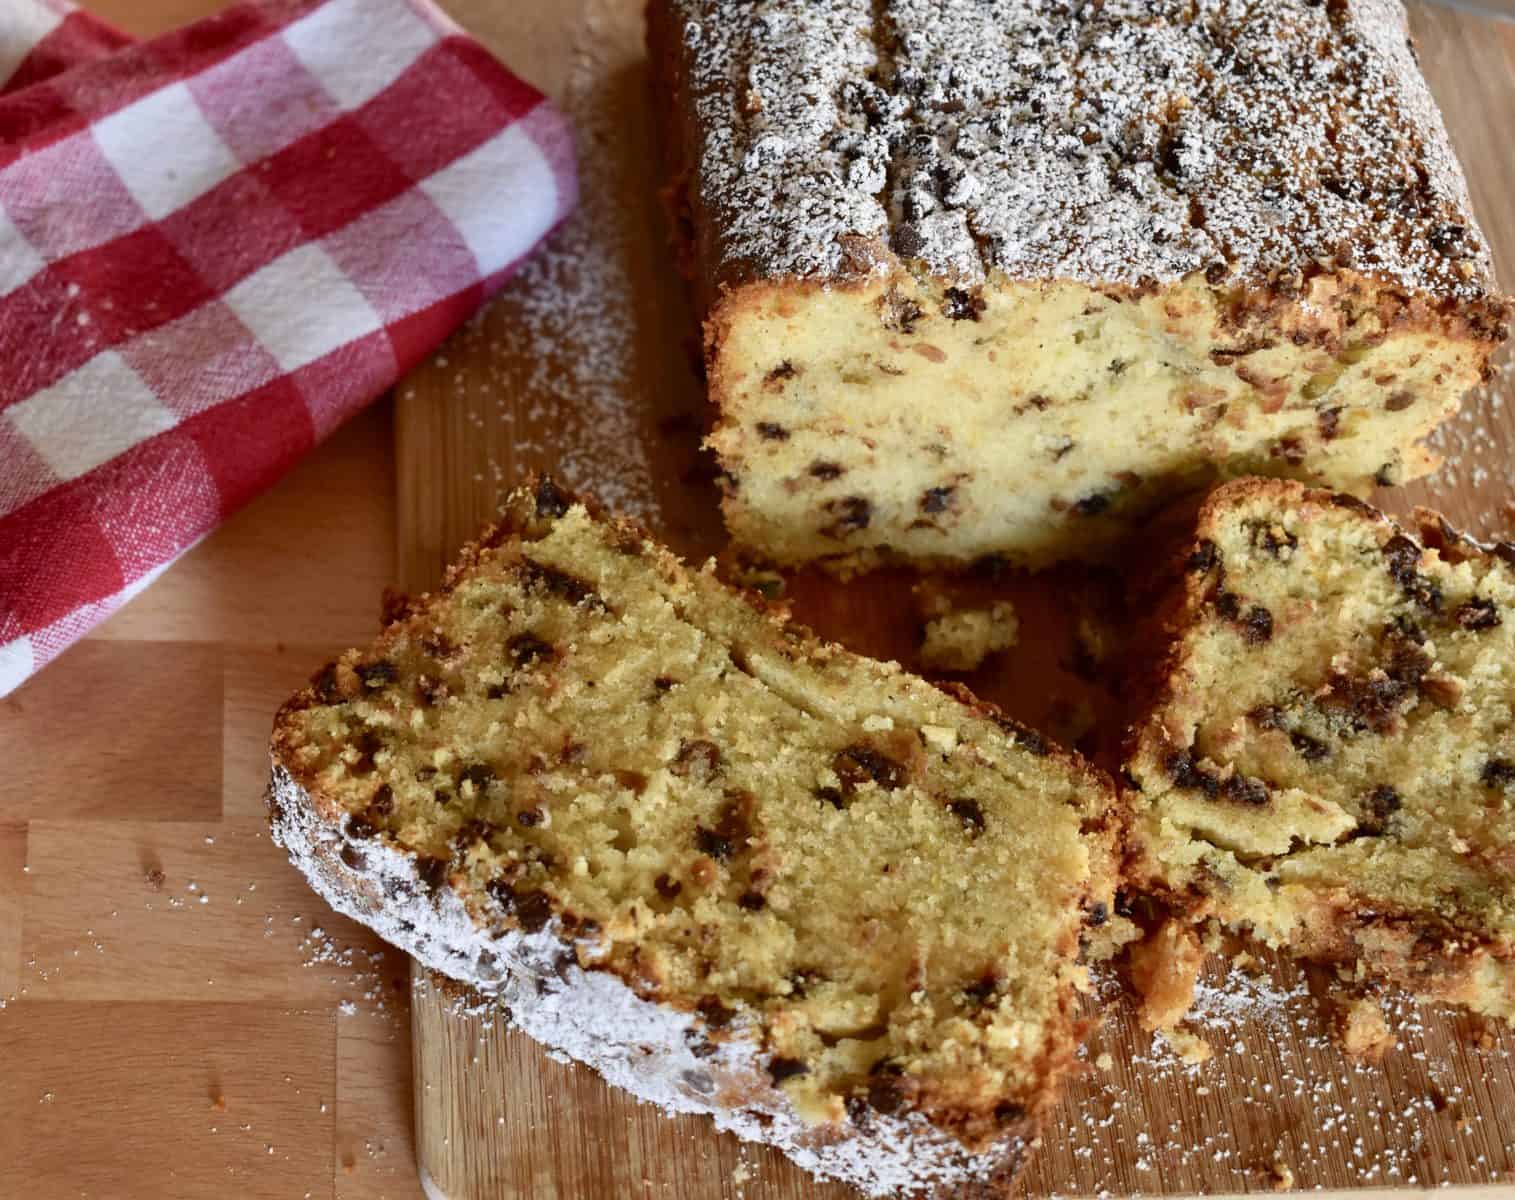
[[268, 477, 1124, 1196], [1124, 479, 1515, 1032], [651, 0, 1508, 573]]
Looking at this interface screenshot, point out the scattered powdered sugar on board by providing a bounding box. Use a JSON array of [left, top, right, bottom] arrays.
[[1033, 954, 1513, 1195], [405, 0, 697, 521]]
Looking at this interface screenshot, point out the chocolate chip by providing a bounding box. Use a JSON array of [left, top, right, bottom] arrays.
[[671, 739, 722, 780], [516, 808, 544, 827], [1290, 730, 1330, 761], [1482, 758, 1515, 789], [1216, 594, 1273, 643], [515, 891, 552, 933], [520, 560, 599, 607], [459, 763, 495, 792], [1072, 492, 1112, 517], [653, 675, 677, 692], [822, 496, 872, 537], [961, 974, 998, 1005], [695, 827, 733, 861], [1188, 540, 1220, 573], [1318, 407, 1342, 440], [356, 661, 397, 689], [534, 477, 571, 518], [920, 486, 955, 514], [1241, 605, 1274, 645], [866, 1070, 905, 1114], [507, 632, 556, 669], [815, 786, 845, 809], [1012, 726, 1050, 757], [1165, 749, 1220, 798], [942, 287, 985, 321], [414, 856, 448, 892], [1385, 390, 1415, 412], [809, 461, 844, 480], [768, 1057, 808, 1085], [1222, 774, 1269, 806], [1248, 704, 1285, 730], [1383, 535, 1442, 612], [1331, 493, 1374, 515], [1323, 668, 1416, 735], [1455, 598, 1500, 631], [347, 814, 377, 840], [834, 744, 906, 794], [1248, 520, 1298, 558], [765, 361, 797, 384], [1383, 535, 1422, 582], [339, 844, 366, 870], [1087, 900, 1109, 927], [1360, 784, 1402, 834], [698, 997, 735, 1028], [1429, 223, 1469, 257], [737, 891, 766, 911], [756, 421, 790, 441], [646, 876, 679, 904], [987, 712, 1048, 760], [351, 729, 383, 775], [947, 798, 985, 835], [994, 1101, 1027, 1127]]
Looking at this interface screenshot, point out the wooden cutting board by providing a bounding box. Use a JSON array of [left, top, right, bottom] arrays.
[[396, 2, 1515, 1196]]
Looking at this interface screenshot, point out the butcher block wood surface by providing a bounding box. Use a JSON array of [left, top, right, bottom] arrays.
[[2, 2, 1514, 1200]]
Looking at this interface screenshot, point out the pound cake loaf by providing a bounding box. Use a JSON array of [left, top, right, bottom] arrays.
[[651, 0, 1508, 572], [268, 479, 1120, 1196], [1125, 479, 1515, 1024]]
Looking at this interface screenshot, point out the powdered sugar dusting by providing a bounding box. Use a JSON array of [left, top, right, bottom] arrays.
[[415, 2, 662, 518], [672, 0, 1499, 299], [267, 761, 1021, 1197]]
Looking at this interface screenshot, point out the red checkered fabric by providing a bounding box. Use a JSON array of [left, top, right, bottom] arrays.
[[0, 0, 576, 696]]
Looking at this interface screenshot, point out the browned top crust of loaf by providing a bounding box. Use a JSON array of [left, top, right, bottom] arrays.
[[650, 0, 1507, 331]]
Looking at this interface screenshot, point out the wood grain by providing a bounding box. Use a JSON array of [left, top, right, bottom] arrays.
[[396, 2, 1515, 1199], [3, 2, 1512, 1200]]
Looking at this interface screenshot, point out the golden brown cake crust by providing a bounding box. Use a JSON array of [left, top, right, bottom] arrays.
[[1123, 478, 1515, 1024]]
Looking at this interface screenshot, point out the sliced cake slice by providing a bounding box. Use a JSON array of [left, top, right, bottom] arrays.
[[1125, 478, 1515, 1025], [268, 478, 1120, 1196]]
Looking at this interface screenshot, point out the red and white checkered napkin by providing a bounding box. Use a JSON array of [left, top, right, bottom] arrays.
[[0, 0, 576, 696]]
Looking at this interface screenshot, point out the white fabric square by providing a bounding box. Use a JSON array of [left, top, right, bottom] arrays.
[[0, 1, 63, 89], [282, 0, 438, 111], [0, 636, 35, 698], [222, 243, 383, 372], [7, 351, 178, 481], [421, 125, 560, 277], [0, 204, 46, 296], [92, 81, 242, 220]]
